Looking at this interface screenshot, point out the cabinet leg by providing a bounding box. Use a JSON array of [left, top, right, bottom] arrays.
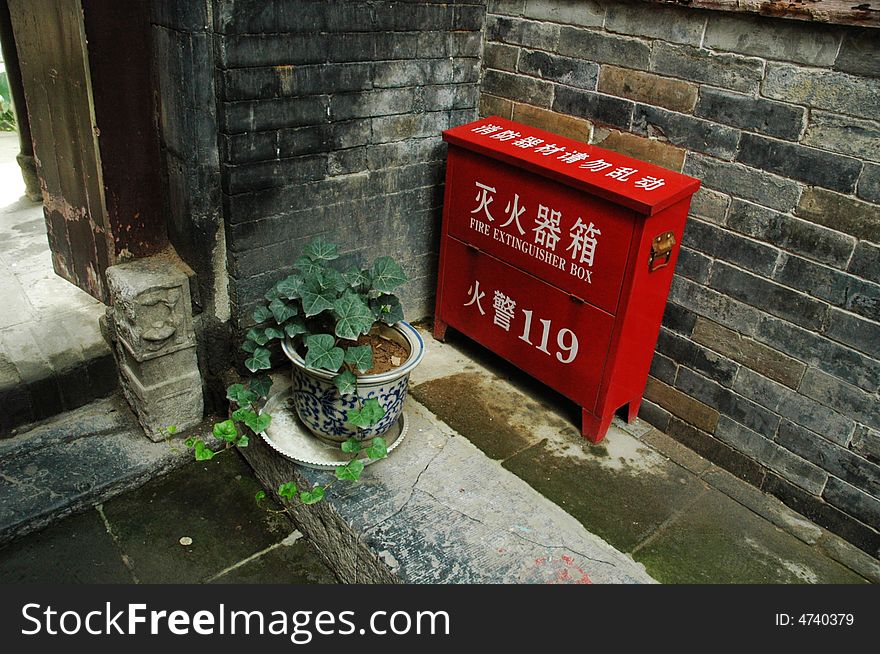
[[581, 409, 613, 444], [626, 399, 642, 423], [432, 318, 448, 342]]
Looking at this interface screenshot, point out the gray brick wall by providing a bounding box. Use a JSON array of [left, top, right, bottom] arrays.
[[479, 0, 879, 555], [215, 0, 484, 327]]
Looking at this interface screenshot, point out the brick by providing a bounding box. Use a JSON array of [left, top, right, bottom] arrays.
[[221, 96, 329, 133], [796, 187, 880, 244], [733, 368, 855, 447], [856, 162, 880, 204], [480, 94, 514, 119], [486, 15, 559, 51], [482, 69, 554, 107], [688, 188, 729, 224], [638, 399, 672, 433], [675, 246, 712, 283], [762, 64, 880, 122], [221, 34, 328, 67], [773, 255, 880, 323], [666, 417, 766, 487], [590, 129, 684, 171], [676, 367, 779, 436], [605, 3, 705, 46], [643, 377, 719, 433], [755, 314, 880, 394], [483, 42, 519, 72], [852, 426, 880, 465], [802, 111, 880, 163], [446, 31, 483, 58], [488, 0, 525, 17], [330, 88, 416, 121], [661, 302, 697, 336], [669, 274, 763, 337], [223, 63, 373, 101], [557, 27, 650, 69], [703, 14, 840, 66], [799, 368, 879, 431], [657, 328, 738, 386], [834, 28, 880, 77], [511, 102, 591, 141], [710, 262, 828, 331], [424, 84, 480, 112], [370, 112, 452, 144], [683, 153, 801, 213], [726, 199, 855, 268], [597, 66, 697, 114], [552, 87, 633, 130], [715, 417, 827, 495], [222, 154, 327, 194], [692, 318, 806, 388], [823, 478, 880, 531], [694, 88, 805, 141], [650, 42, 764, 94], [737, 133, 862, 194], [522, 0, 604, 27], [683, 218, 779, 276], [649, 353, 677, 386], [778, 421, 879, 496], [517, 50, 598, 90], [762, 472, 880, 556], [632, 104, 739, 160], [848, 241, 880, 285]]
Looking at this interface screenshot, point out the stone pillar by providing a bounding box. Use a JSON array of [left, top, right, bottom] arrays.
[[105, 255, 203, 440]]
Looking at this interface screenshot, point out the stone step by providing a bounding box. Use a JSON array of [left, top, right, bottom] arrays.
[[0, 393, 215, 547], [0, 304, 118, 437]]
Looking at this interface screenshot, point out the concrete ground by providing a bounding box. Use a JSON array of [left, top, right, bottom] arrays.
[[0, 132, 115, 435], [408, 327, 878, 584], [0, 448, 336, 584]]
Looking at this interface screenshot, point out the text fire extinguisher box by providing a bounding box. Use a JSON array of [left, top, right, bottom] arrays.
[[433, 116, 701, 443]]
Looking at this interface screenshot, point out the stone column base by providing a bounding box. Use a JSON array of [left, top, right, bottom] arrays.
[[105, 254, 204, 441], [16, 153, 41, 202]]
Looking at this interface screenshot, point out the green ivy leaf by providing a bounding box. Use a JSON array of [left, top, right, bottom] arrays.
[[304, 334, 344, 372], [370, 256, 408, 293], [194, 441, 216, 461], [278, 481, 297, 499], [246, 327, 270, 346], [284, 318, 309, 339], [243, 411, 271, 434], [300, 486, 326, 504], [264, 326, 285, 341], [294, 255, 322, 276], [252, 305, 273, 323], [334, 290, 374, 340], [341, 438, 362, 454], [347, 397, 385, 428], [364, 436, 388, 459], [237, 434, 250, 447], [300, 279, 338, 317], [166, 425, 178, 435], [343, 268, 371, 289], [370, 293, 404, 325], [303, 236, 339, 261], [333, 369, 358, 395], [344, 344, 373, 373], [255, 490, 266, 503], [264, 286, 280, 301], [245, 347, 272, 372], [213, 419, 239, 442], [249, 375, 273, 399], [335, 458, 365, 482], [276, 274, 303, 300], [231, 406, 253, 423], [241, 339, 257, 353], [184, 437, 196, 448], [227, 383, 258, 406], [269, 298, 297, 323]]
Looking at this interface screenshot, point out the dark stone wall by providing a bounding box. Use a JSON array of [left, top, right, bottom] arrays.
[[213, 0, 484, 328]]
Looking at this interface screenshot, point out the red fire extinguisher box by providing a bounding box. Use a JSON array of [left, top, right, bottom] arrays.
[[433, 116, 701, 443]]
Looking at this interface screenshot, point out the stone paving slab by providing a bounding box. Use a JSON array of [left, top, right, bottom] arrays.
[[242, 386, 655, 585], [0, 394, 217, 546]]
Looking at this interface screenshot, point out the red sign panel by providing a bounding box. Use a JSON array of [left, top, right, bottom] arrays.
[[439, 238, 614, 413], [446, 148, 634, 315]]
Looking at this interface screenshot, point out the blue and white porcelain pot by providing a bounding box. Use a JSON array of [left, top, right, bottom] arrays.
[[281, 321, 425, 444]]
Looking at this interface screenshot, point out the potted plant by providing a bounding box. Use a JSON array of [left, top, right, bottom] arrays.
[[186, 237, 425, 505]]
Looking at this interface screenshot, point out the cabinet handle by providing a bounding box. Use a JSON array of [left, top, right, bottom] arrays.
[[649, 231, 676, 272]]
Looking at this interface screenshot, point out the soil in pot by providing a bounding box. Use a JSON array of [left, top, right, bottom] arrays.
[[294, 332, 410, 375]]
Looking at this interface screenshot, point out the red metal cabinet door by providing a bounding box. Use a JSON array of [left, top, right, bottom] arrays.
[[438, 237, 615, 413], [445, 148, 635, 315]]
